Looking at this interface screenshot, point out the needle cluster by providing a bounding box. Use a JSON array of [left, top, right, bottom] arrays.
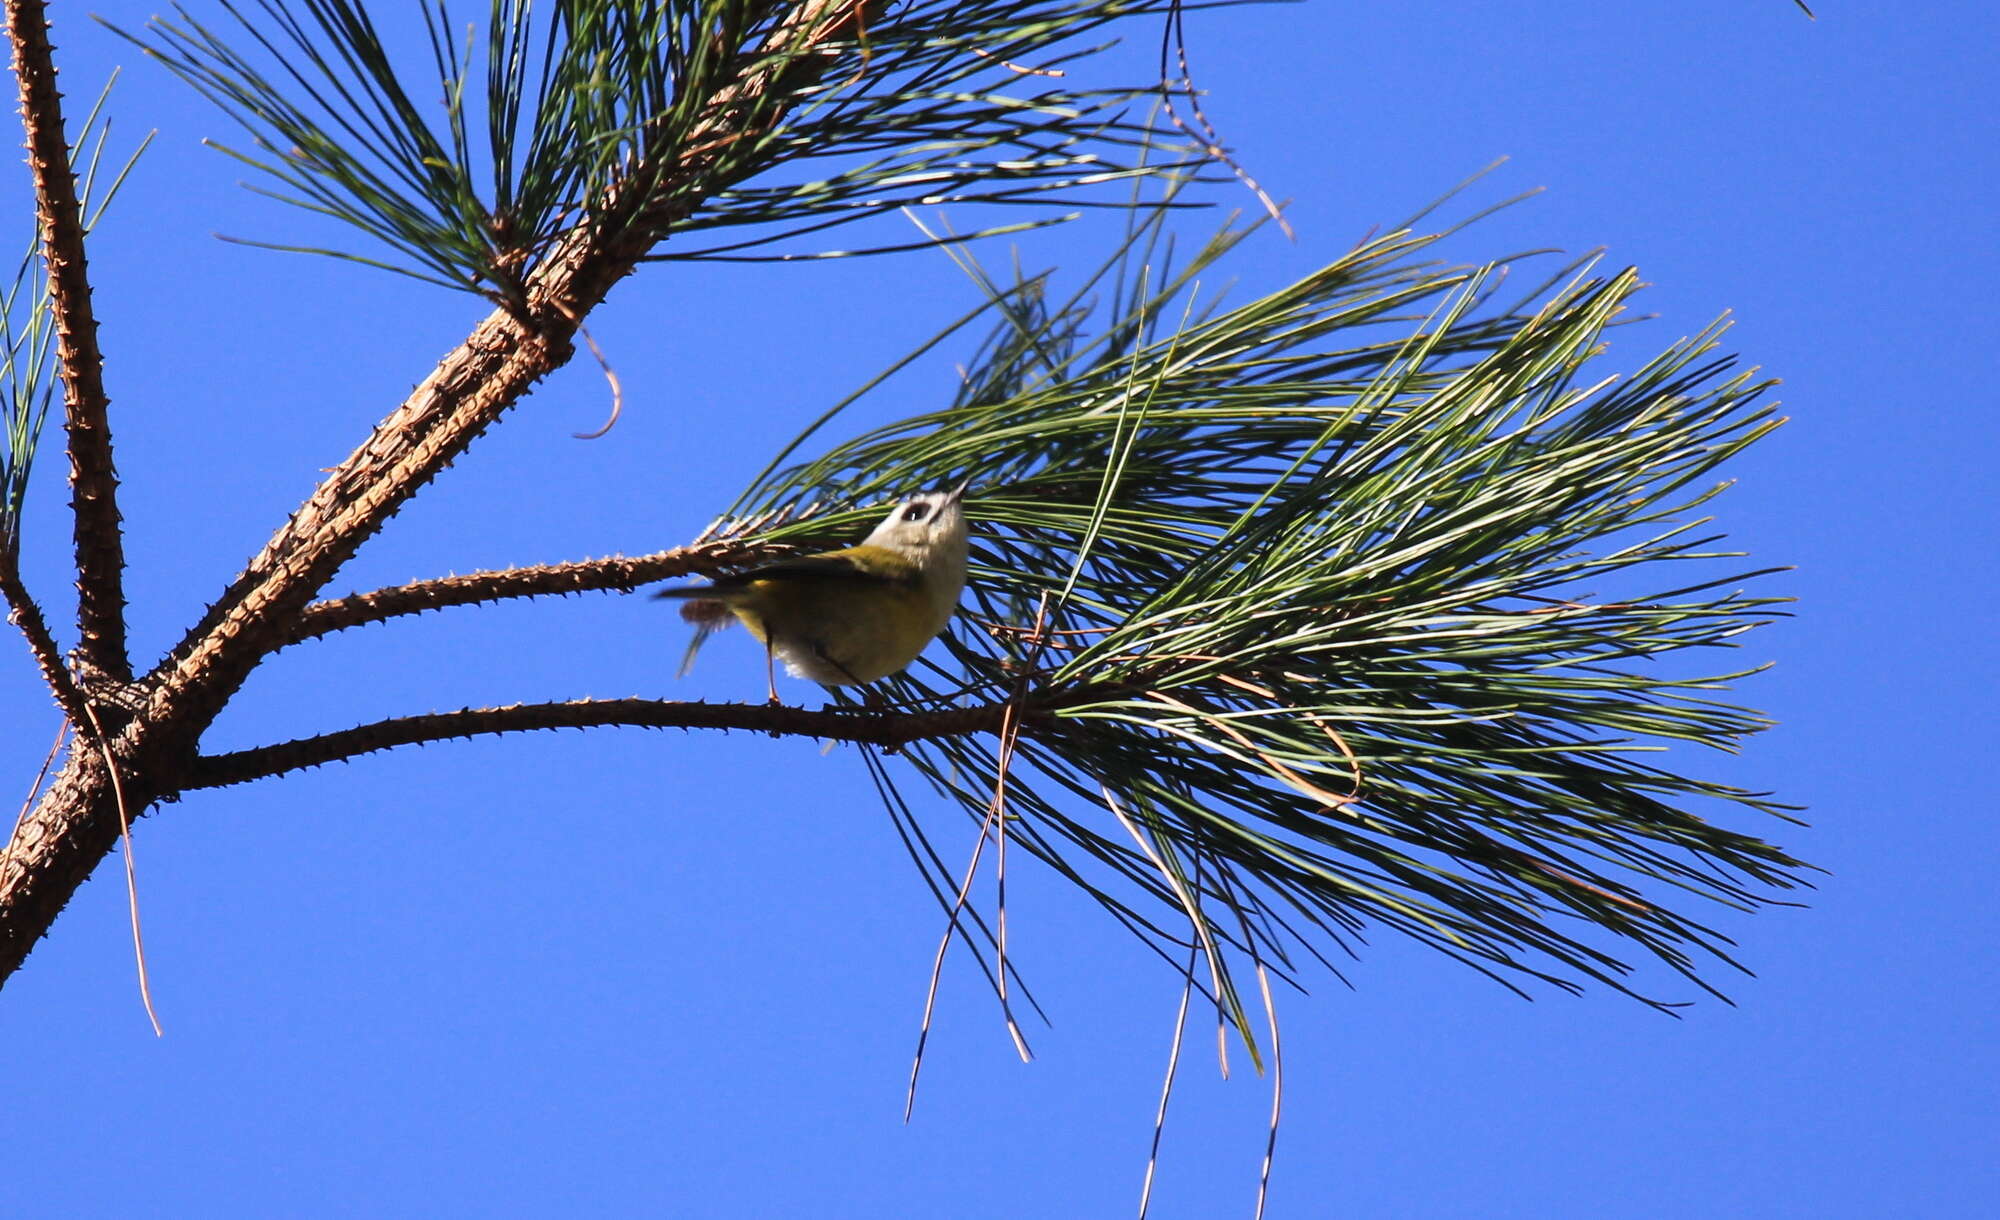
[[728, 199, 1801, 1026]]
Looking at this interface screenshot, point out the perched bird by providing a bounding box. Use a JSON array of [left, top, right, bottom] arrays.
[[656, 485, 970, 702]]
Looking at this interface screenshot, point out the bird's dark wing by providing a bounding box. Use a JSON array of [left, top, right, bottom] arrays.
[[728, 549, 920, 587], [651, 548, 918, 600]]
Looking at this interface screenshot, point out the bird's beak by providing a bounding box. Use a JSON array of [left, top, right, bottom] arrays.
[[943, 480, 970, 505]]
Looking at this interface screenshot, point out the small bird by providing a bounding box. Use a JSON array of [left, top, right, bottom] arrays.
[[656, 485, 970, 702]]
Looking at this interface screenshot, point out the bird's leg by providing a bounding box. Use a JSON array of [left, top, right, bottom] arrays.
[[809, 642, 888, 709], [811, 641, 864, 686], [764, 637, 780, 705]]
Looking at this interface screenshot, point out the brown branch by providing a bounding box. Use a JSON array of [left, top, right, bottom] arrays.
[[143, 258, 593, 720], [145, 0, 875, 730], [0, 0, 881, 987], [0, 563, 87, 727], [1, 720, 66, 882], [0, 731, 154, 980], [286, 538, 790, 647], [6, 0, 128, 679], [186, 696, 1022, 790]]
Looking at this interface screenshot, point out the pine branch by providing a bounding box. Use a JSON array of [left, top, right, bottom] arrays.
[[286, 537, 799, 647], [0, 0, 909, 986], [709, 216, 1806, 1010], [0, 4, 1808, 1010], [145, 0, 881, 729], [5, 0, 127, 679], [185, 695, 1030, 790], [118, 0, 1185, 287], [0, 561, 87, 727]]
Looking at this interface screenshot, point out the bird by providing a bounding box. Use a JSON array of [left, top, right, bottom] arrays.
[[655, 485, 970, 702]]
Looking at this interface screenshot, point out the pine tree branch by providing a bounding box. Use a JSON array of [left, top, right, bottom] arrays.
[[0, 1, 1805, 1012], [0, 561, 87, 727], [186, 696, 1025, 790], [142, 0, 877, 728], [5, 0, 128, 680], [286, 538, 791, 647], [0, 0, 889, 987]]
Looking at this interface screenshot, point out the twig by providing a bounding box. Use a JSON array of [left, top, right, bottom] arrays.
[[0, 562, 90, 727], [902, 597, 1062, 1117], [0, 0, 948, 990], [1156, 0, 1293, 241], [1203, 866, 1284, 1219], [864, 748, 1053, 1017], [186, 696, 1027, 791], [285, 540, 787, 647], [1495, 840, 1654, 915], [146, 0, 883, 730], [982, 621, 1113, 639], [1213, 673, 1364, 802], [6, 0, 129, 678]]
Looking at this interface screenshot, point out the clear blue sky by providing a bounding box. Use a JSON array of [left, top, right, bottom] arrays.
[[3, 2, 1993, 1216]]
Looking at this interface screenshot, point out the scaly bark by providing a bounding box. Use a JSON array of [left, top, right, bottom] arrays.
[[6, 0, 129, 680], [0, 563, 88, 726], [284, 538, 795, 647], [0, 0, 887, 986], [186, 697, 1021, 790]]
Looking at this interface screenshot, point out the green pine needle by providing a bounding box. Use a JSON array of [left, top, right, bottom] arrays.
[[722, 197, 1803, 1023], [2, 73, 148, 555], [110, 0, 1199, 300]]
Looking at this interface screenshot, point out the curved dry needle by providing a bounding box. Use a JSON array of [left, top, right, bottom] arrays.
[[81, 700, 160, 1036], [1213, 865, 1285, 1220], [1157, 0, 1292, 240], [900, 592, 1040, 1120], [2, 719, 69, 880], [905, 802, 1000, 1121], [1138, 947, 1197, 1220], [990, 592, 1055, 1065], [1102, 784, 1234, 1078], [865, 748, 1048, 1022], [549, 299, 623, 440], [1251, 962, 1283, 1220], [968, 45, 1064, 77]]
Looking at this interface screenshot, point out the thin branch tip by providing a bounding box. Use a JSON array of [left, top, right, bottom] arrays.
[[188, 695, 1028, 790]]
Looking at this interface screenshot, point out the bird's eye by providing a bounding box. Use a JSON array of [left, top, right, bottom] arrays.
[[903, 502, 932, 522]]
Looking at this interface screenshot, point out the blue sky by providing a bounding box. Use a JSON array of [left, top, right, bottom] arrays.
[[2, 2, 1993, 1216]]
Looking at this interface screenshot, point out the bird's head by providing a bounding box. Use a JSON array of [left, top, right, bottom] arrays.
[[863, 483, 969, 570]]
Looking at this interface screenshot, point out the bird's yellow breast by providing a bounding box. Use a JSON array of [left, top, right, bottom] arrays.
[[730, 568, 943, 684]]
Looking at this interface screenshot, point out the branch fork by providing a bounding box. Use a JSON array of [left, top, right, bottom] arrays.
[[0, 0, 920, 986]]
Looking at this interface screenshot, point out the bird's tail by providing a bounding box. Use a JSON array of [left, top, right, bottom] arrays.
[[656, 587, 739, 678], [677, 621, 721, 678]]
